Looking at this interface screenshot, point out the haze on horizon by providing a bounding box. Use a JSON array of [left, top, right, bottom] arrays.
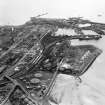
[[0, 0, 105, 25]]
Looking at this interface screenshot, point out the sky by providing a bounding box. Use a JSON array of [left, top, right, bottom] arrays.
[[0, 0, 105, 25]]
